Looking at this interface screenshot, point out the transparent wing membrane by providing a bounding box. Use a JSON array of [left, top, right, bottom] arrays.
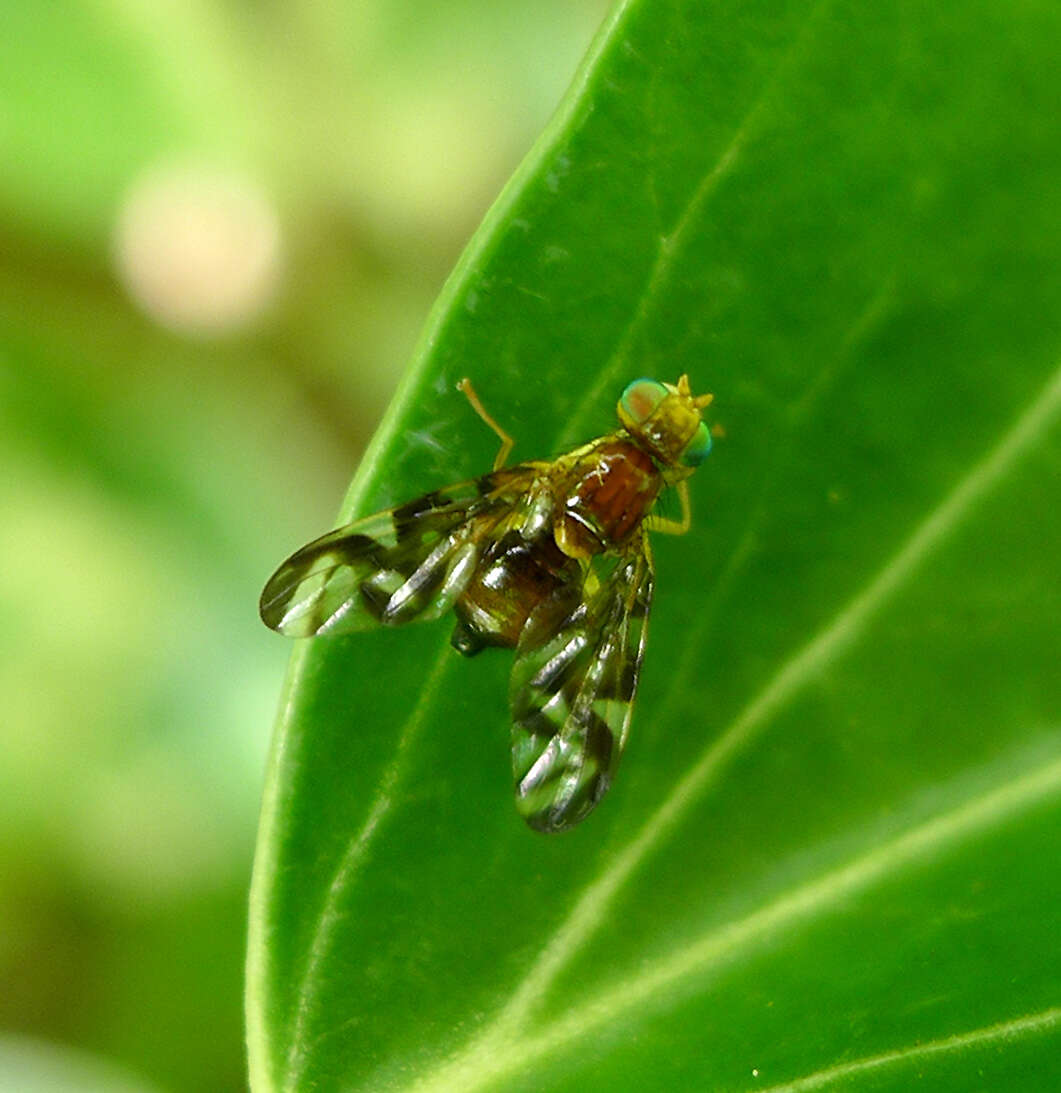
[[509, 549, 654, 832], [260, 469, 536, 637]]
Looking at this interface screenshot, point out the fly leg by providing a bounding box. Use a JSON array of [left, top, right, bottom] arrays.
[[457, 378, 516, 470], [643, 479, 692, 536]]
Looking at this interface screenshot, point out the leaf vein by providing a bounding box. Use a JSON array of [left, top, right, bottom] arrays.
[[753, 1005, 1061, 1092], [410, 358, 1061, 1089], [407, 751, 1061, 1091], [282, 642, 453, 1092], [563, 0, 836, 445]]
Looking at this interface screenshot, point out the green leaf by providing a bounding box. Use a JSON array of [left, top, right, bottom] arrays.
[[247, 0, 1061, 1090]]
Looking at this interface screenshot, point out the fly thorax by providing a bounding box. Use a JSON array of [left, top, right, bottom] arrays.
[[554, 441, 660, 559]]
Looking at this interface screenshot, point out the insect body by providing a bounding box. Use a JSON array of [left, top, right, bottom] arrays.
[[260, 375, 713, 832]]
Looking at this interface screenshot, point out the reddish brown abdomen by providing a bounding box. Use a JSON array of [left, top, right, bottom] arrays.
[[556, 439, 661, 558]]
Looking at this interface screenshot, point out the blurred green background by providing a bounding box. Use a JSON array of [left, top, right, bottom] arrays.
[[0, 2, 607, 1089]]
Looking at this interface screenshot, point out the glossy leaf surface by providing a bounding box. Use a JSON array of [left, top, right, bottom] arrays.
[[247, 0, 1061, 1089]]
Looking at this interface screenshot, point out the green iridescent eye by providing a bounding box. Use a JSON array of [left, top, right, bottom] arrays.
[[681, 421, 712, 467], [619, 378, 668, 424]]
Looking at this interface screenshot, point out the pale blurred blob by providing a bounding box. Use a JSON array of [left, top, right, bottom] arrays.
[[0, 1034, 162, 1093], [113, 161, 283, 334]]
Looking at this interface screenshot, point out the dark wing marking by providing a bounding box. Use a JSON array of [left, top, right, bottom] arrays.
[[260, 465, 539, 637], [508, 545, 654, 832]]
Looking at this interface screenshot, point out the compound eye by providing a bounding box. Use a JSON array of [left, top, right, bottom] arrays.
[[619, 378, 668, 424], [680, 421, 712, 467]]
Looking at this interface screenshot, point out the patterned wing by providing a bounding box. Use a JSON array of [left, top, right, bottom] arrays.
[[260, 466, 539, 637], [509, 546, 655, 832]]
